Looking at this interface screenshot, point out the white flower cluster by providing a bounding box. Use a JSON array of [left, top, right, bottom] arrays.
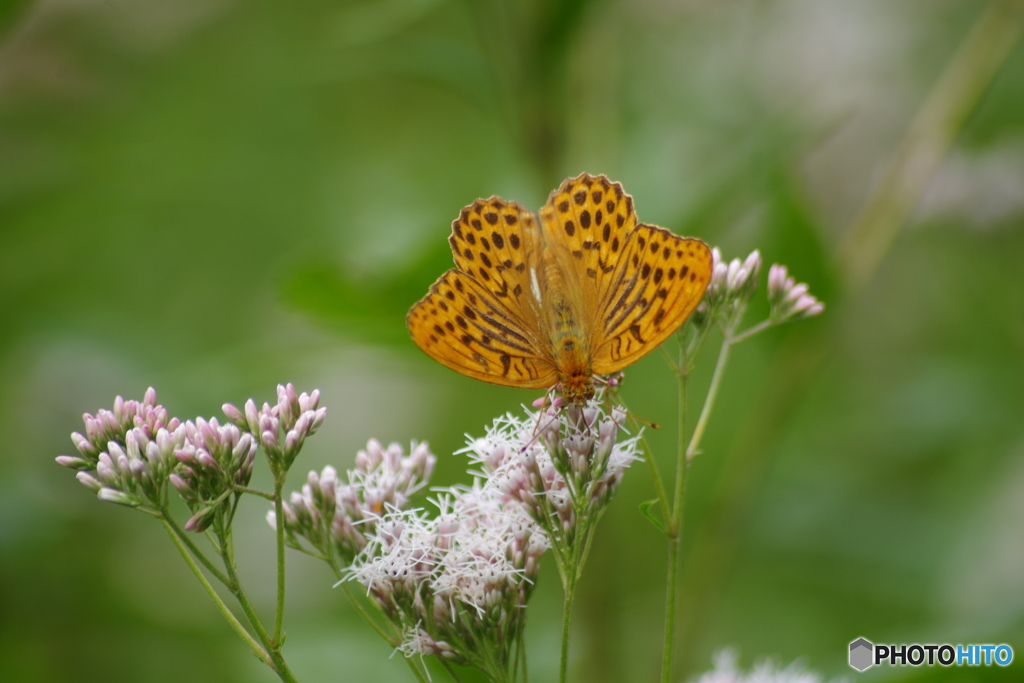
[[269, 439, 436, 565], [767, 264, 825, 322], [222, 383, 326, 475], [693, 249, 824, 333], [60, 385, 328, 534], [57, 388, 186, 510], [264, 393, 639, 678], [696, 248, 763, 327], [694, 650, 844, 683], [172, 417, 259, 531], [461, 397, 641, 554], [348, 479, 546, 677]]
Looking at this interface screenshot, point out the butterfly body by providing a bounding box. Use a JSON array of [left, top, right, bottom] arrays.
[[545, 275, 595, 404], [407, 174, 712, 405]]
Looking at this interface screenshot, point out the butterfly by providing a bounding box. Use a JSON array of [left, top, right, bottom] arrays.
[[406, 173, 712, 405]]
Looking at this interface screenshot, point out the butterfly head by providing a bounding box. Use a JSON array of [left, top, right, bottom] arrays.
[[559, 373, 596, 406]]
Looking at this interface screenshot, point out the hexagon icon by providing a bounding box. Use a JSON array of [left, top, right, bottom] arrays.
[[849, 638, 874, 671]]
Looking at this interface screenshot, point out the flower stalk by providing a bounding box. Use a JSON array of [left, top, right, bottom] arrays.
[[646, 249, 824, 682], [57, 385, 325, 683]]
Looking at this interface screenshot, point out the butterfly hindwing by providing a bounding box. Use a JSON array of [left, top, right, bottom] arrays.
[[591, 224, 712, 374], [406, 270, 558, 389]]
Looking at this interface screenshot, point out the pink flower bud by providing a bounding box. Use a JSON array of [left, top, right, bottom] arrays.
[[726, 258, 743, 289], [261, 429, 279, 452], [71, 432, 95, 457], [169, 473, 190, 495], [309, 407, 327, 434], [767, 264, 787, 299], [293, 412, 312, 439], [233, 433, 254, 461], [276, 384, 295, 426], [98, 488, 138, 506], [156, 428, 172, 454], [96, 458, 118, 487], [184, 509, 212, 532], [355, 450, 372, 471], [197, 450, 218, 469], [384, 443, 403, 471], [106, 440, 126, 461], [365, 439, 385, 468], [101, 410, 121, 434], [284, 429, 300, 456], [299, 389, 320, 412], [129, 458, 146, 479], [222, 402, 245, 427], [784, 282, 809, 304], [145, 441, 162, 466], [743, 249, 762, 278], [175, 446, 196, 465], [76, 471, 103, 491], [244, 399, 260, 434], [56, 455, 88, 469]]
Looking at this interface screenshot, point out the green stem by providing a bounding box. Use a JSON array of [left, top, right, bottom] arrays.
[[221, 531, 299, 683], [162, 511, 231, 585], [558, 569, 577, 683], [671, 355, 689, 533], [659, 342, 689, 683], [440, 658, 468, 683], [333, 567, 430, 683], [574, 512, 604, 578], [273, 478, 287, 645], [233, 484, 276, 500], [686, 335, 733, 462], [340, 580, 395, 646], [520, 625, 530, 683], [660, 531, 683, 683], [161, 518, 274, 669], [683, 325, 713, 374], [728, 319, 773, 345], [405, 658, 432, 683]]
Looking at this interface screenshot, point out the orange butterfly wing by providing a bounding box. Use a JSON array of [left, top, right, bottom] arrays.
[[538, 173, 712, 375], [591, 223, 711, 373], [406, 198, 559, 389], [408, 174, 712, 392]]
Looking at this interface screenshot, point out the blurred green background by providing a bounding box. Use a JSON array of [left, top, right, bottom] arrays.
[[2, 0, 1022, 681]]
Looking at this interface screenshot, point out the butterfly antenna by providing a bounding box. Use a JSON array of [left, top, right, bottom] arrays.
[[607, 395, 660, 429], [627, 411, 659, 430], [595, 378, 660, 430]]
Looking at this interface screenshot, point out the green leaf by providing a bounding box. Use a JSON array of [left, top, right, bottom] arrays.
[[639, 499, 667, 535]]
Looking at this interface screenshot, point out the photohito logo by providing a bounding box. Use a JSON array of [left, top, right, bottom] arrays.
[[848, 638, 1013, 671]]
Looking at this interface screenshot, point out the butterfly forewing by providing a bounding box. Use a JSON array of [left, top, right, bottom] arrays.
[[592, 224, 711, 374], [408, 196, 559, 389], [449, 197, 545, 324], [539, 174, 638, 319]]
